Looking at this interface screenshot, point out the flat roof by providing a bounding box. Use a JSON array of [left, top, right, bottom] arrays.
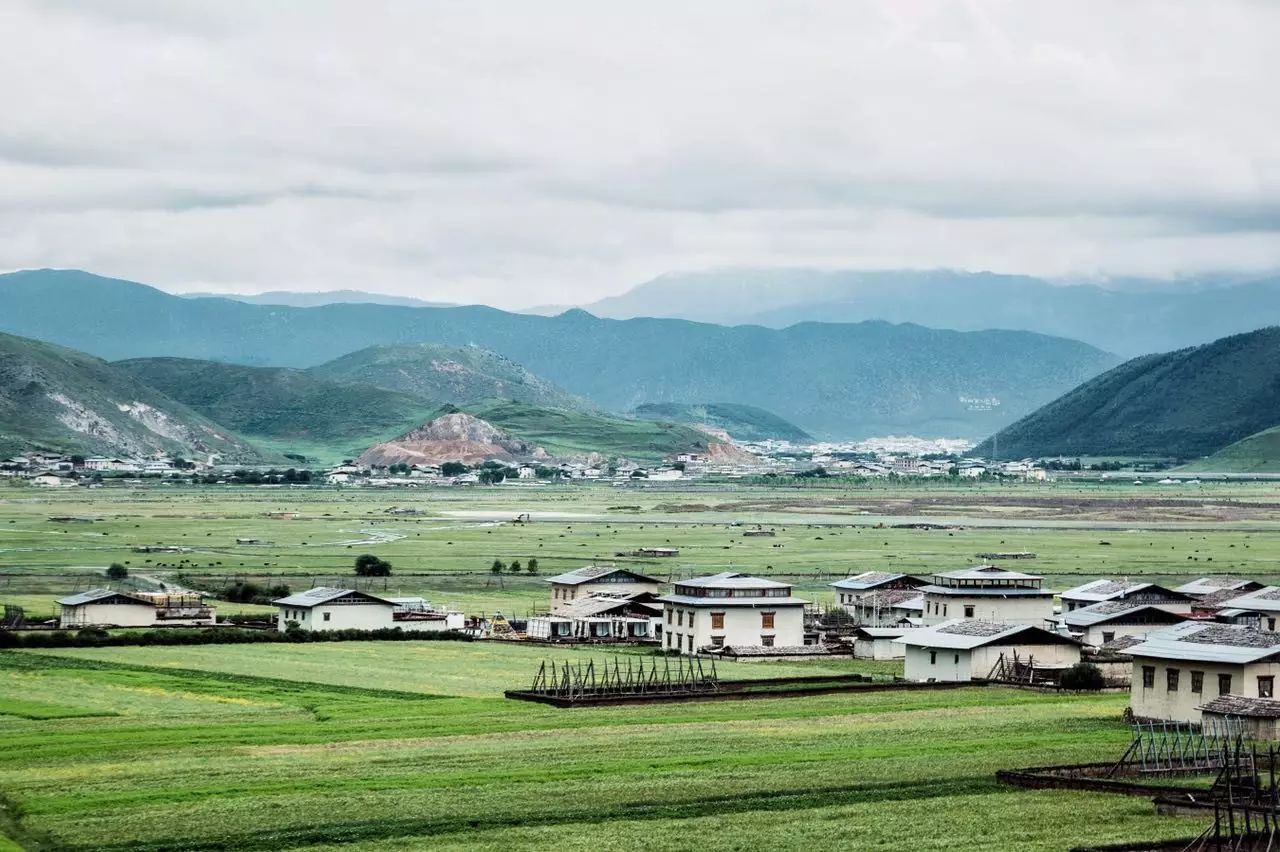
[[675, 572, 791, 590], [894, 620, 1080, 651], [657, 594, 809, 607], [830, 571, 908, 591], [1063, 601, 1189, 629]]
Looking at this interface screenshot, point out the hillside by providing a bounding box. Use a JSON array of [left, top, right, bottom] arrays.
[[466, 401, 721, 461], [357, 411, 540, 467], [972, 327, 1280, 460], [0, 269, 1119, 438], [309, 343, 589, 411], [115, 358, 441, 463], [631, 402, 812, 442], [0, 333, 261, 461], [576, 268, 1280, 357], [1183, 426, 1280, 473], [182, 290, 453, 309]]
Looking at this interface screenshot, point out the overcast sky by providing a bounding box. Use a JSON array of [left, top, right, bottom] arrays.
[[2, 1, 1278, 308]]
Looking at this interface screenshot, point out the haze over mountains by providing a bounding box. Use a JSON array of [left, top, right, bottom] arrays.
[[0, 269, 1117, 439]]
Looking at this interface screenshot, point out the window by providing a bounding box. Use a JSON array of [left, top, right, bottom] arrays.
[[1102, 631, 1115, 645], [711, 636, 724, 647], [942, 605, 948, 617], [761, 612, 775, 629], [1270, 619, 1277, 632], [761, 635, 775, 647], [666, 609, 672, 624], [323, 612, 331, 622], [688, 612, 695, 628], [930, 651, 937, 665], [1142, 666, 1155, 689], [1191, 671, 1204, 694], [677, 610, 684, 627], [687, 635, 693, 653], [1166, 668, 1180, 691], [711, 612, 725, 630], [1219, 674, 1233, 695], [1260, 676, 1275, 698], [964, 605, 975, 618], [954, 654, 960, 665]]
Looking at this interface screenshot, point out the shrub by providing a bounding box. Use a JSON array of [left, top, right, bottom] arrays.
[[1060, 661, 1106, 691], [354, 554, 392, 576], [105, 563, 129, 580]]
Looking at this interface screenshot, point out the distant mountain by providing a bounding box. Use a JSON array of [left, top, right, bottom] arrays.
[[181, 289, 454, 309], [578, 269, 1280, 357], [631, 402, 812, 443], [115, 357, 440, 463], [309, 343, 590, 411], [1185, 426, 1280, 473], [0, 269, 1118, 439], [465, 400, 722, 462], [358, 410, 539, 467], [0, 333, 261, 461], [972, 327, 1280, 460]]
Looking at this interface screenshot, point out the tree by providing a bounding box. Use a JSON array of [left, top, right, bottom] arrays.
[[1060, 662, 1106, 691], [526, 558, 538, 575], [441, 461, 469, 477], [491, 559, 506, 574], [509, 559, 522, 573], [354, 554, 392, 577], [106, 563, 129, 581]]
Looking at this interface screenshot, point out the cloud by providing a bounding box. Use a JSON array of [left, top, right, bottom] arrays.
[[1, 0, 1278, 307]]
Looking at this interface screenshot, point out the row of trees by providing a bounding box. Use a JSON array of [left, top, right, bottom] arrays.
[[491, 558, 538, 575]]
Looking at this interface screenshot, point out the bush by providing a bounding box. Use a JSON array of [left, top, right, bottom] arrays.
[[106, 563, 129, 580], [354, 554, 392, 577], [1060, 661, 1106, 691]]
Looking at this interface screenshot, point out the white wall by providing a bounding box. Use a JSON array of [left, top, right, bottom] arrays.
[[904, 645, 972, 681], [1130, 659, 1280, 723], [59, 602, 156, 628], [921, 594, 1053, 626], [853, 637, 905, 660], [276, 601, 395, 632], [662, 603, 804, 655], [550, 579, 661, 613], [903, 641, 1080, 682]]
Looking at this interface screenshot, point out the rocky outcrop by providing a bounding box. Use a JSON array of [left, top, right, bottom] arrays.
[[357, 412, 540, 466]]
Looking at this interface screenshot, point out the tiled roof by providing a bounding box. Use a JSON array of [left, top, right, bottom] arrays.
[[57, 589, 145, 606], [676, 572, 790, 590], [1126, 622, 1280, 664], [895, 619, 1080, 651], [937, 620, 1012, 637], [830, 571, 906, 590], [1199, 695, 1280, 718], [544, 565, 662, 586], [1061, 579, 1147, 599], [935, 565, 1042, 582], [272, 587, 395, 608]]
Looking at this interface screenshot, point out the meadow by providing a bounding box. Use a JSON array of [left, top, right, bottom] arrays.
[[0, 642, 1204, 851]]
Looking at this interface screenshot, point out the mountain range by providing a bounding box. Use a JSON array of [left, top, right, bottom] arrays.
[[567, 269, 1280, 357], [972, 326, 1280, 461], [0, 269, 1119, 439], [180, 290, 454, 309], [630, 402, 812, 443]]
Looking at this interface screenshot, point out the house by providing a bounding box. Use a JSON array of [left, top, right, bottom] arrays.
[[918, 565, 1054, 626], [57, 589, 215, 628], [1174, 577, 1263, 600], [517, 464, 538, 480], [635, 547, 679, 558], [386, 597, 465, 632], [1125, 622, 1280, 723], [656, 572, 808, 655], [896, 620, 1082, 682], [1058, 600, 1190, 647], [545, 565, 664, 614], [527, 592, 664, 642], [273, 588, 398, 632], [850, 626, 917, 660], [1215, 587, 1280, 631], [31, 474, 75, 487], [830, 571, 926, 623], [1199, 695, 1280, 740], [1058, 579, 1194, 613]]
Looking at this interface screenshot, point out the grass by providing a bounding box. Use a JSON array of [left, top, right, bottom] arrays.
[[0, 644, 1204, 851]]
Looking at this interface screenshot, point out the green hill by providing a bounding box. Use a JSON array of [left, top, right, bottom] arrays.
[[631, 402, 812, 442], [115, 358, 441, 464], [972, 327, 1280, 460], [0, 333, 262, 461], [0, 269, 1119, 439], [1183, 425, 1280, 473], [309, 343, 590, 411], [464, 401, 721, 461]]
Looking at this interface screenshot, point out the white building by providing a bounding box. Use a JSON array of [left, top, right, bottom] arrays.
[[850, 626, 917, 660], [527, 592, 663, 642], [545, 565, 664, 614], [1059, 579, 1194, 613], [896, 620, 1082, 682], [657, 572, 808, 655], [57, 589, 216, 628], [1126, 622, 1280, 723], [830, 571, 925, 624], [918, 565, 1054, 626], [1216, 587, 1280, 632], [273, 588, 397, 632], [1058, 600, 1190, 647]]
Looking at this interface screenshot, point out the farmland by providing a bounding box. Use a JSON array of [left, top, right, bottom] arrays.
[[0, 643, 1202, 851]]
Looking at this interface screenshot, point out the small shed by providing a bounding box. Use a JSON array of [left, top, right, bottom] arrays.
[[1199, 695, 1280, 740], [850, 626, 914, 660]]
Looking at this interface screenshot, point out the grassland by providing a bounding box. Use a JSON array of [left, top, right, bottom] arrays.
[[0, 643, 1204, 851]]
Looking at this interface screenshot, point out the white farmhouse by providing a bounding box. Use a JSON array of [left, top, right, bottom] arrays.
[[1058, 600, 1190, 647], [1059, 579, 1194, 613], [57, 589, 216, 628], [273, 588, 398, 632], [657, 572, 808, 655], [896, 620, 1081, 682], [850, 626, 917, 660], [1126, 622, 1280, 723], [918, 565, 1054, 626], [545, 565, 664, 614], [1216, 587, 1280, 632], [830, 571, 926, 624], [527, 592, 664, 642]]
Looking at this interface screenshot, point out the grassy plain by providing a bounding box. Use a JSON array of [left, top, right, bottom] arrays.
[[0, 644, 1204, 851]]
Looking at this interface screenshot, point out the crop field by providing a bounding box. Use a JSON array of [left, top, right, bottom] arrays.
[[4, 479, 1280, 620], [0, 642, 1204, 851]]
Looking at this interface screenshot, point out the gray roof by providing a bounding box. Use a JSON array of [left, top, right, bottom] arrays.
[[1063, 601, 1189, 629], [851, 626, 918, 639], [676, 572, 791, 590], [545, 565, 662, 586], [57, 589, 146, 607], [558, 593, 662, 619], [272, 587, 396, 608], [918, 584, 1051, 598], [1219, 586, 1280, 613], [894, 620, 1080, 651], [1175, 577, 1258, 596], [1059, 579, 1188, 603], [935, 565, 1042, 582], [658, 593, 808, 607], [1199, 695, 1280, 718], [1126, 622, 1280, 664], [830, 571, 908, 591]]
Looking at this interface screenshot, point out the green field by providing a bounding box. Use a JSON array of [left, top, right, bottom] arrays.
[[0, 643, 1204, 851]]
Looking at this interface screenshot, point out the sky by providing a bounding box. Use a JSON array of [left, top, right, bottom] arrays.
[[2, 1, 1278, 308]]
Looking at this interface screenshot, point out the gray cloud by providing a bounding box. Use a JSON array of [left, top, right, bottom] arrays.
[[1, 0, 1279, 306]]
